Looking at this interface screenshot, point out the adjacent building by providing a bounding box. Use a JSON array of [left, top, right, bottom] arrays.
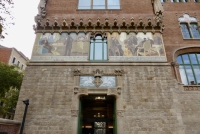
[[0, 45, 29, 70], [15, 0, 200, 134]]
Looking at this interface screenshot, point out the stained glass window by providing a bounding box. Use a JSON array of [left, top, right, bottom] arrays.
[[177, 53, 200, 85]]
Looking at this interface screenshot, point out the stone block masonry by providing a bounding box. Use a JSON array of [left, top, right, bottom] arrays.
[[14, 63, 200, 133]]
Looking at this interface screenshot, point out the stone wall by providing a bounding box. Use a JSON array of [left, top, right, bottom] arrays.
[[14, 62, 200, 133], [0, 119, 21, 134]]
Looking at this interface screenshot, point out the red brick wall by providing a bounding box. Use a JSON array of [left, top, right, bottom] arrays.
[[0, 124, 20, 134], [0, 48, 12, 64], [44, 0, 200, 62]]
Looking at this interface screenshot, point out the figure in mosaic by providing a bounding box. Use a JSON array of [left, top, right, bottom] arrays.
[[64, 35, 73, 56], [109, 37, 124, 56], [124, 35, 138, 56]]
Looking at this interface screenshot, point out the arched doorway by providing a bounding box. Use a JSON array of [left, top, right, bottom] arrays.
[[78, 95, 116, 134]]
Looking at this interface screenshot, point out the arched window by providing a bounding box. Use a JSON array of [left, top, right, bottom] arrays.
[[90, 35, 108, 61], [179, 14, 200, 39], [177, 53, 200, 85]]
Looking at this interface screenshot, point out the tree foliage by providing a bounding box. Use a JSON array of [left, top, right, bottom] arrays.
[[0, 89, 19, 117], [0, 62, 23, 96], [0, 0, 14, 39], [0, 62, 23, 118]]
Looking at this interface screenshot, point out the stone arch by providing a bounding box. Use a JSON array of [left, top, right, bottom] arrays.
[[171, 46, 200, 83], [173, 46, 200, 62]]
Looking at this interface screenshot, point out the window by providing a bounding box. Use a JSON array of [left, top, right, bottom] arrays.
[[21, 64, 24, 70], [177, 53, 200, 85], [180, 23, 200, 39], [161, 0, 166, 2], [179, 14, 200, 39], [171, 0, 188, 2], [17, 61, 20, 67], [12, 57, 16, 64], [90, 35, 107, 61], [194, 0, 200, 2], [180, 23, 192, 39], [78, 0, 120, 9]]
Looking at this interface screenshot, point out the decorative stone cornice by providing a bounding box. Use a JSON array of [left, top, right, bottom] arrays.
[[33, 18, 165, 34], [184, 85, 200, 91]]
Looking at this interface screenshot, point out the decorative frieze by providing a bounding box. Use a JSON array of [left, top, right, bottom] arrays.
[[184, 86, 200, 91], [73, 69, 125, 77]]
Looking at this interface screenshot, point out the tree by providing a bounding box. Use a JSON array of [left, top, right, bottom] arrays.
[[0, 0, 14, 39], [0, 89, 19, 119], [0, 62, 23, 96], [0, 62, 23, 119]]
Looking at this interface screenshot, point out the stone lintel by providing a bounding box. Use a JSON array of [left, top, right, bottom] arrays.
[[0, 119, 21, 125]]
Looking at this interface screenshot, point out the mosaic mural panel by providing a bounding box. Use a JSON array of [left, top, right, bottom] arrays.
[[31, 32, 166, 62], [107, 32, 165, 57], [31, 32, 90, 61]]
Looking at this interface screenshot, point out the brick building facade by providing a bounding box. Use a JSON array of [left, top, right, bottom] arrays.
[[0, 45, 29, 70], [15, 0, 200, 134]]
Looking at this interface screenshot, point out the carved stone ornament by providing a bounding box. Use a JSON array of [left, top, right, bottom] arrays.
[[171, 62, 179, 67], [74, 69, 82, 76], [74, 87, 79, 94], [117, 87, 122, 95], [114, 69, 124, 76], [35, 0, 48, 23], [71, 110, 79, 117], [93, 77, 103, 88], [152, 0, 164, 23], [152, 0, 164, 15], [117, 110, 124, 117], [93, 69, 103, 88]]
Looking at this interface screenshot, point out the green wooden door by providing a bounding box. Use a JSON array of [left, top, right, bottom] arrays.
[[77, 98, 82, 134], [114, 99, 117, 134]]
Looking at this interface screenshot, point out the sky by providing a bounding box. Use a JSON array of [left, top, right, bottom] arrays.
[[0, 0, 40, 59]]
